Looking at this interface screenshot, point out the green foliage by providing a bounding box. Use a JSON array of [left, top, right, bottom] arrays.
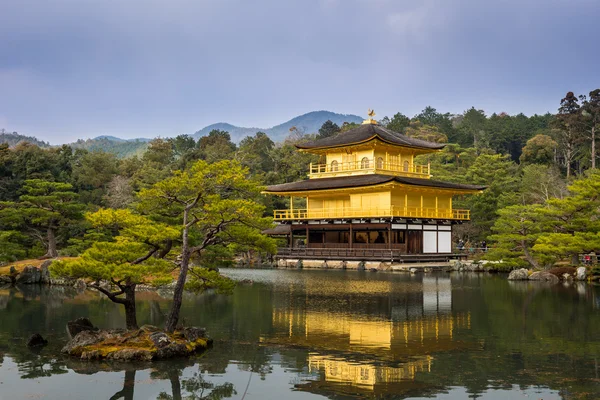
[[51, 208, 178, 286], [519, 134, 557, 165], [236, 132, 274, 175], [70, 137, 149, 159], [0, 180, 86, 257], [384, 112, 410, 133], [519, 164, 566, 204], [414, 106, 455, 136], [456, 107, 487, 149], [533, 232, 600, 264], [137, 159, 276, 260], [186, 267, 236, 295], [404, 120, 448, 143], [0, 230, 28, 262], [316, 120, 340, 139], [489, 169, 600, 268], [487, 204, 546, 268], [71, 151, 119, 205], [0, 130, 50, 148], [460, 154, 520, 237], [197, 130, 237, 164]]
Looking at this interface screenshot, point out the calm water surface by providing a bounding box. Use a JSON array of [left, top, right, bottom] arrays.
[[1, 269, 599, 400]]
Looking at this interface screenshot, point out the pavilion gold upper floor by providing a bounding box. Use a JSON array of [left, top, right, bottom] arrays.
[[304, 140, 433, 179], [268, 183, 476, 222]]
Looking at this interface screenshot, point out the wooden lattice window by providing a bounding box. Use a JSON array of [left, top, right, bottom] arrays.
[[361, 157, 370, 169]]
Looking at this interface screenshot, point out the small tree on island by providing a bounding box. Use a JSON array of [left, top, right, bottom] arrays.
[[51, 209, 178, 329], [137, 159, 276, 332]]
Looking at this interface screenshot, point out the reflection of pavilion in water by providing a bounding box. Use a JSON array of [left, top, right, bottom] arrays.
[[264, 276, 474, 396]]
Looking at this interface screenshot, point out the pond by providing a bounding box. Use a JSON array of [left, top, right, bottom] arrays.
[[1, 269, 599, 400]]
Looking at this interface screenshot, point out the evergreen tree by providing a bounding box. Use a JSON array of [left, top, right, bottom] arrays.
[[581, 89, 600, 169], [316, 120, 340, 139], [487, 204, 546, 269], [519, 134, 557, 165], [0, 180, 85, 258], [553, 92, 585, 178], [136, 159, 276, 332], [533, 169, 600, 264], [51, 209, 178, 329], [385, 112, 410, 133]]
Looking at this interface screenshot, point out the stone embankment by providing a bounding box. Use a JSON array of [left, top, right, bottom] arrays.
[[0, 260, 91, 288], [508, 266, 589, 283], [0, 260, 54, 285], [274, 258, 501, 273]]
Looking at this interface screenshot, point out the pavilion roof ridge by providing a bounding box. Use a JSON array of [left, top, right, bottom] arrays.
[[296, 124, 446, 152], [263, 174, 486, 193]]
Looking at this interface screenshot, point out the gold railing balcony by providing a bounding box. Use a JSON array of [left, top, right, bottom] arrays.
[[273, 206, 470, 221], [308, 159, 430, 179]]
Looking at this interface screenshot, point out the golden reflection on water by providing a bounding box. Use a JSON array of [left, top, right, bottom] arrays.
[[307, 354, 433, 388], [261, 274, 475, 394]]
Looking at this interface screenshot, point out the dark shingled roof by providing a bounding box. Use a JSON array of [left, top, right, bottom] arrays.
[[296, 123, 446, 151], [264, 174, 486, 193], [262, 224, 291, 235]]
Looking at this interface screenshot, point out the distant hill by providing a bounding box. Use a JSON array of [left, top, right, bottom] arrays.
[[266, 111, 363, 141], [192, 123, 262, 143], [1, 111, 364, 158], [0, 131, 50, 148], [70, 137, 150, 158], [192, 111, 363, 142]]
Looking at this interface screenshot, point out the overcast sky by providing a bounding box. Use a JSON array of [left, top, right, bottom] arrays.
[[1, 0, 598, 144]]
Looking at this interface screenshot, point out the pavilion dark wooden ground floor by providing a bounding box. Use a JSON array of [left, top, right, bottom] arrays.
[[266, 219, 467, 263]]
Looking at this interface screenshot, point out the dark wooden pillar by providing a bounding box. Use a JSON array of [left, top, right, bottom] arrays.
[[290, 229, 294, 249], [305, 224, 309, 246], [349, 224, 353, 249], [388, 222, 392, 250]]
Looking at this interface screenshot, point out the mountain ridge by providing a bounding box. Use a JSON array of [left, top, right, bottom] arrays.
[[192, 110, 363, 142], [1, 110, 363, 157]]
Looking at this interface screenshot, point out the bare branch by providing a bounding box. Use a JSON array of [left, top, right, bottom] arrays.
[[89, 283, 127, 304], [159, 194, 186, 206], [131, 245, 159, 265], [186, 192, 203, 211]]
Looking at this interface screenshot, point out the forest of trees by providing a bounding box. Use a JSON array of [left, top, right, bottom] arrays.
[[1, 89, 599, 272]]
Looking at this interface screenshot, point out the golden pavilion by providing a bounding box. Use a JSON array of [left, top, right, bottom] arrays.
[[263, 111, 484, 262]]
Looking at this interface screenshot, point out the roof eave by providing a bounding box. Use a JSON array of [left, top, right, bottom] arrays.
[[296, 135, 445, 152]]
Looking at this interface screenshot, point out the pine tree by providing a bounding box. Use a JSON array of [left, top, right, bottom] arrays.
[[51, 209, 178, 329], [137, 159, 276, 332], [0, 180, 85, 258]]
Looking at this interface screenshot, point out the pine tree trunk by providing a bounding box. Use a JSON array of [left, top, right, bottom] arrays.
[[566, 147, 572, 179], [124, 284, 138, 330], [165, 250, 189, 332], [522, 241, 539, 269], [571, 254, 579, 265], [165, 209, 191, 333], [169, 370, 182, 399], [109, 370, 136, 400], [44, 227, 59, 258], [592, 125, 596, 169], [157, 239, 173, 259]]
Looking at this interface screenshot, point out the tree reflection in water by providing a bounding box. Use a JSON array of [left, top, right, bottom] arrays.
[[156, 371, 236, 400], [81, 363, 238, 400]]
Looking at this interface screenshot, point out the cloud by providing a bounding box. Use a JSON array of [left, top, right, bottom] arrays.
[[0, 0, 598, 142]]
